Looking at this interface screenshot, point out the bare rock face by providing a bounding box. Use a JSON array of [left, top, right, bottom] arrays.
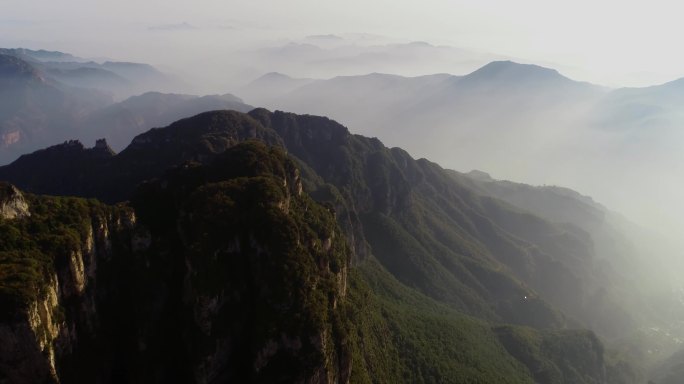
[[0, 274, 61, 384], [0, 182, 29, 219], [0, 195, 138, 384]]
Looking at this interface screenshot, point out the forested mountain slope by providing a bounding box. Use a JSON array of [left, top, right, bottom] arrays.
[[0, 109, 648, 383]]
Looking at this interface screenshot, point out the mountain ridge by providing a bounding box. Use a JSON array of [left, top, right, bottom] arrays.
[[0, 108, 657, 383], [0, 109, 652, 333]]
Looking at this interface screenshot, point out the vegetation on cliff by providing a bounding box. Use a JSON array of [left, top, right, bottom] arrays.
[[0, 110, 647, 383]]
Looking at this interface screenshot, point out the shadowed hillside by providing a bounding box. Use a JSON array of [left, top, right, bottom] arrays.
[[0, 109, 662, 382]]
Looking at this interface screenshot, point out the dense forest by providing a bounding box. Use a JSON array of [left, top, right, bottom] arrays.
[[0, 109, 665, 383]]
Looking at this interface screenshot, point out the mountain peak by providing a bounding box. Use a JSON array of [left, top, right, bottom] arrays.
[[260, 72, 293, 80], [248, 72, 313, 87], [407, 41, 433, 47], [462, 60, 572, 82], [466, 169, 494, 181], [473, 60, 563, 77], [248, 72, 298, 87], [93, 138, 116, 156]]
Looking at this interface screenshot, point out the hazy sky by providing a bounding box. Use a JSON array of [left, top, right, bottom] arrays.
[[2, 0, 684, 86]]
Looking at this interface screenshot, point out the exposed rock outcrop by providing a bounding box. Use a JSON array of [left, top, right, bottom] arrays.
[[0, 198, 137, 383], [0, 274, 60, 383], [92, 138, 116, 157], [0, 182, 29, 219]]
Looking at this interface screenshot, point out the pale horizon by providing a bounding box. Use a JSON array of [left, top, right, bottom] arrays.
[[3, 0, 684, 88]]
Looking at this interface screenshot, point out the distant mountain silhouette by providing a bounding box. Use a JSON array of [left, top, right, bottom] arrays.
[[591, 76, 684, 130], [206, 37, 504, 92], [459, 60, 575, 86], [0, 48, 187, 99], [0, 48, 81, 63], [0, 51, 251, 164], [45, 66, 130, 94], [0, 54, 111, 161], [240, 72, 315, 104], [240, 60, 684, 237], [241, 60, 605, 147], [78, 92, 253, 150]]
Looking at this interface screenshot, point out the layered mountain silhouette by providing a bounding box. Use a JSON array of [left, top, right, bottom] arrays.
[[0, 108, 669, 382], [241, 60, 605, 141], [239, 60, 684, 240], [0, 54, 111, 160], [211, 38, 504, 92], [0, 48, 187, 99], [78, 92, 253, 150], [239, 72, 315, 106], [591, 77, 684, 131], [0, 52, 252, 163], [2, 43, 684, 382]]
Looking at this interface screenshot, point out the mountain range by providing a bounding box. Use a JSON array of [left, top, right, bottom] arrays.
[[190, 37, 507, 93], [1, 108, 678, 383], [2, 42, 684, 382], [0, 51, 252, 162], [239, 60, 684, 239], [241, 60, 603, 147], [0, 48, 187, 99], [0, 53, 111, 159]]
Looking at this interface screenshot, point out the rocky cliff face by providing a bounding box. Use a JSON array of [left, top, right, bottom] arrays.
[[0, 182, 29, 219], [0, 142, 352, 383], [0, 274, 60, 383], [0, 191, 136, 383]]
